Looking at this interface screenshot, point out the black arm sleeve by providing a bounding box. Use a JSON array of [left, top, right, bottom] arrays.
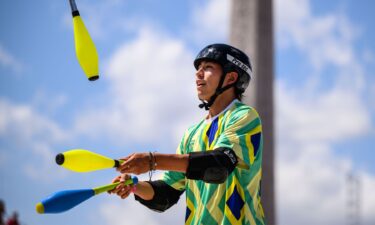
[[186, 147, 238, 184], [134, 180, 184, 212]]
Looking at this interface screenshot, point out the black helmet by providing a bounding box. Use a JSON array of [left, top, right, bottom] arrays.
[[194, 43, 252, 93]]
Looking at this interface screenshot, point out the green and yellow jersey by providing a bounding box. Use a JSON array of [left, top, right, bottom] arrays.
[[163, 100, 265, 225]]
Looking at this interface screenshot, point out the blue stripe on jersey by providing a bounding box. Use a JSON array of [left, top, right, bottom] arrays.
[[251, 132, 261, 156], [206, 117, 219, 146]]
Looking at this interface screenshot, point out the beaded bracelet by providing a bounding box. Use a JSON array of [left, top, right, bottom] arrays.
[[131, 185, 137, 193]]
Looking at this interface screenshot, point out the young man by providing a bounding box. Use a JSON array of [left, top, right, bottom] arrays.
[[109, 44, 265, 225]]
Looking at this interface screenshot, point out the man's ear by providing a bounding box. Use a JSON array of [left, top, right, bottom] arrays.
[[226, 72, 238, 85]]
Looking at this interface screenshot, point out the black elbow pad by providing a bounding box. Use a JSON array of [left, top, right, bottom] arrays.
[[186, 147, 238, 184], [135, 180, 184, 212]]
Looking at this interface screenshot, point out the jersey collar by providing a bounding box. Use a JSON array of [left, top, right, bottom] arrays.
[[205, 99, 239, 123]]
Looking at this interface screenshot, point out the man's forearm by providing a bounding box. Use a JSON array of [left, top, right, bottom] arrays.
[[153, 153, 189, 173], [133, 181, 155, 200]]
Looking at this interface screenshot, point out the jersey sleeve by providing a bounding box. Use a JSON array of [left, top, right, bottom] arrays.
[[214, 106, 262, 170], [161, 128, 191, 191]]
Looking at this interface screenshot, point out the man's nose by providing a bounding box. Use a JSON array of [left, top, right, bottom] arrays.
[[195, 68, 204, 79]]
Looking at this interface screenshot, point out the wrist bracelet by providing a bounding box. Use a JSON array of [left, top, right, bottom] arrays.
[[131, 185, 137, 193], [148, 151, 157, 181]]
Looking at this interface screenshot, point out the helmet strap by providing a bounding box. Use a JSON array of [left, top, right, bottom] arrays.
[[198, 71, 235, 110]]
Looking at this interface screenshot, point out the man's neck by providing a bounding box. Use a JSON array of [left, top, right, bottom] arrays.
[[207, 91, 237, 119]]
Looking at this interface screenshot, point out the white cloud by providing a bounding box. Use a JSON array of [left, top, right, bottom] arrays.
[[98, 196, 185, 225], [62, 0, 126, 39], [62, 0, 230, 45], [73, 26, 202, 146], [275, 82, 375, 225], [276, 150, 349, 225], [276, 0, 358, 70], [361, 172, 375, 224], [0, 44, 24, 73], [277, 82, 370, 146], [188, 0, 230, 44], [23, 142, 67, 181], [0, 98, 69, 181], [0, 99, 67, 143], [62, 0, 161, 41]]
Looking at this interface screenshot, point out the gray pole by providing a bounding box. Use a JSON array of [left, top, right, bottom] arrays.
[[230, 0, 275, 224]]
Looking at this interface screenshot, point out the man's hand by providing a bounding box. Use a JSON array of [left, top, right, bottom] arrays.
[[108, 174, 134, 199], [117, 153, 150, 175]]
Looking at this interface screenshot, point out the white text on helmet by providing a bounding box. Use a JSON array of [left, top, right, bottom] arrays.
[[226, 54, 251, 75]]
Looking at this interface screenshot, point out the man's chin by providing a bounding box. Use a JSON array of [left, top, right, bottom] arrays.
[[197, 94, 209, 102]]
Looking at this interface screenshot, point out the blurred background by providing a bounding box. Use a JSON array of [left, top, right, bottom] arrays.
[[0, 0, 374, 225]]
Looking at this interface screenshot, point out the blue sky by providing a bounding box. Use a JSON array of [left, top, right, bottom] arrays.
[[0, 0, 374, 225]]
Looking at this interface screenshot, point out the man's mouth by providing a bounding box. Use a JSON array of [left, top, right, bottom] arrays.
[[196, 81, 205, 87]]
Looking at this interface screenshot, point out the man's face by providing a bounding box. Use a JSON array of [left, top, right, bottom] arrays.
[[195, 60, 223, 101]]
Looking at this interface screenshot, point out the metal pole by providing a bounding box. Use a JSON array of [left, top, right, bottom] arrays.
[[230, 0, 275, 224]]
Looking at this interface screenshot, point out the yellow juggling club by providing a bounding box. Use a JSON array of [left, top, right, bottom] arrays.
[[69, 0, 99, 81], [56, 149, 124, 172]]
